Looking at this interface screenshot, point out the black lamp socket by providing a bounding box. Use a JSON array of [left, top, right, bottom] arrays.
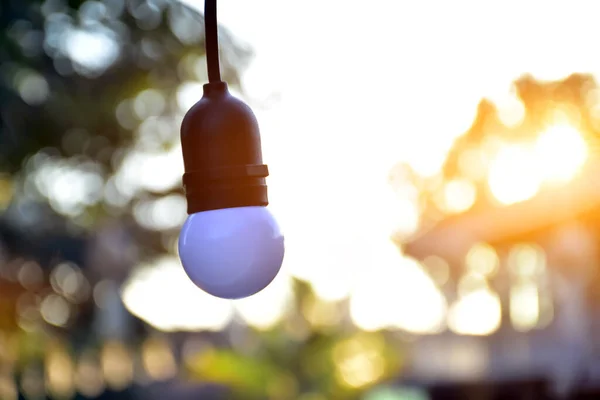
[[180, 81, 269, 214]]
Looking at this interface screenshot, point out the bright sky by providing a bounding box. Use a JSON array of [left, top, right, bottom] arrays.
[[122, 0, 600, 333]]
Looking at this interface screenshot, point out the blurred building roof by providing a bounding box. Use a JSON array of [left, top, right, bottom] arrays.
[[404, 160, 600, 263]]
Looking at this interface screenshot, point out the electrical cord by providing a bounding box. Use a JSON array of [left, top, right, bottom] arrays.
[[204, 0, 221, 83]]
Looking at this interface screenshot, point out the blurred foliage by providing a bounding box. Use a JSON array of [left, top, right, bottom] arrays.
[[185, 329, 403, 400], [1, 0, 249, 171], [0, 0, 251, 262]]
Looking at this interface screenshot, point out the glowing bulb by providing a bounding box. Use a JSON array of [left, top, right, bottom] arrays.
[[178, 206, 284, 299]]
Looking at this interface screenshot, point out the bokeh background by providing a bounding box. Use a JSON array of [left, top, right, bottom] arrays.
[[2, 0, 600, 399]]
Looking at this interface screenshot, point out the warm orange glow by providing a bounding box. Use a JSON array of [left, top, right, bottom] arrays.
[[458, 148, 488, 181], [488, 124, 587, 205]]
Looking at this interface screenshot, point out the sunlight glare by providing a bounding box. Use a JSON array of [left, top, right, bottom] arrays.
[[282, 231, 367, 302], [534, 124, 587, 184], [64, 29, 119, 74], [233, 268, 293, 330], [177, 81, 205, 111], [116, 146, 183, 196], [448, 289, 501, 336], [440, 178, 477, 214], [487, 85, 526, 128], [488, 124, 586, 205], [368, 184, 420, 237], [405, 139, 454, 178], [350, 240, 447, 334], [121, 257, 234, 332], [510, 282, 540, 332], [488, 144, 541, 205]]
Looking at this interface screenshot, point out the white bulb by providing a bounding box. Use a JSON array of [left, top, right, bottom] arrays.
[[178, 206, 285, 299]]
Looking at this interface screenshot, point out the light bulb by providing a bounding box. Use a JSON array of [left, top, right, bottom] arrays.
[[178, 206, 284, 299], [178, 81, 283, 299]]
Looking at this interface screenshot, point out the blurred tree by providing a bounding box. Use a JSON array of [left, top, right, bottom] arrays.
[[1, 0, 250, 168], [407, 73, 600, 228], [0, 0, 252, 263]]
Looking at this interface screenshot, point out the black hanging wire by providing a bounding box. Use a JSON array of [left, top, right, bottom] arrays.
[[204, 0, 221, 83]]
